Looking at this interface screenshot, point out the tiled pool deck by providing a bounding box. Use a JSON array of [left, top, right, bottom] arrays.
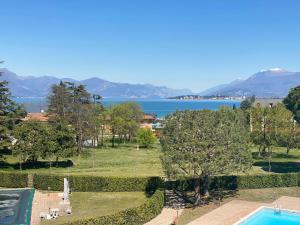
[[31, 190, 70, 225], [29, 192, 300, 225], [186, 196, 300, 225]]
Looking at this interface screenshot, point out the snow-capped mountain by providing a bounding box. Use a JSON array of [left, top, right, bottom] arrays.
[[199, 68, 300, 98]]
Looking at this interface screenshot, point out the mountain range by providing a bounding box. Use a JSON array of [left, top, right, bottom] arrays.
[[1, 68, 300, 99], [199, 68, 300, 98], [0, 68, 192, 98]]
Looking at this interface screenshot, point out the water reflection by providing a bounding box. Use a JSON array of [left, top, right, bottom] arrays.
[[0, 189, 34, 225], [0, 193, 19, 219]]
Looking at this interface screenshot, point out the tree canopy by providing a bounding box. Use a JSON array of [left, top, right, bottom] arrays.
[[283, 86, 300, 123], [137, 128, 157, 148], [161, 108, 252, 204], [0, 72, 26, 157], [240, 95, 255, 110], [48, 82, 104, 153], [107, 102, 143, 147]]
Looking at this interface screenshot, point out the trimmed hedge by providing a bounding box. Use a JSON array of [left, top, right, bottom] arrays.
[[57, 190, 164, 225], [165, 173, 300, 191], [33, 174, 163, 193], [0, 171, 28, 188]]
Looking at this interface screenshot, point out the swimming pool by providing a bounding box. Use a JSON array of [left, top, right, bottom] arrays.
[[237, 207, 300, 225], [0, 189, 35, 225]]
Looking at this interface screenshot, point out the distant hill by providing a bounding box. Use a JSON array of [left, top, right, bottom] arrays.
[[199, 68, 300, 98], [0, 68, 192, 98]]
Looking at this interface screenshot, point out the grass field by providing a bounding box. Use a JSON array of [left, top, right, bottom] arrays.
[[1, 143, 163, 177], [177, 187, 300, 225], [42, 192, 147, 225], [251, 146, 300, 174], [2, 144, 300, 177]]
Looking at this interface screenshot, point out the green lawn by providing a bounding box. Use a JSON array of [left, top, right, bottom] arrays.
[[42, 192, 147, 225], [178, 187, 300, 225], [251, 146, 300, 174], [2, 144, 300, 177], [1, 143, 163, 177]]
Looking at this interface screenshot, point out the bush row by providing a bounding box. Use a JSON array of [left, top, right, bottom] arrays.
[[0, 171, 299, 192], [165, 173, 300, 191], [57, 190, 164, 225], [33, 174, 163, 193], [0, 171, 28, 188]]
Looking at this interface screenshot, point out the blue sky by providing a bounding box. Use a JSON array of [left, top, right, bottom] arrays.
[[1, 0, 300, 92]]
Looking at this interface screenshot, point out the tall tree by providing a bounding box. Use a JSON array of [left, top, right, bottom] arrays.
[[48, 82, 104, 152], [68, 83, 91, 155], [48, 81, 72, 121], [240, 95, 256, 111], [48, 120, 76, 166], [0, 69, 26, 157], [283, 86, 300, 123], [161, 108, 252, 205], [13, 121, 50, 169], [108, 102, 143, 146], [250, 103, 299, 171]]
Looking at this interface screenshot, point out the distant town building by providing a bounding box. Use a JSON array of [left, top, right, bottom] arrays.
[[141, 114, 156, 124]]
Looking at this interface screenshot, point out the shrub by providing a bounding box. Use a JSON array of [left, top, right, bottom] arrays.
[[237, 173, 299, 189], [165, 173, 300, 191], [0, 171, 28, 188], [137, 128, 157, 148], [33, 174, 163, 193], [57, 190, 164, 225]]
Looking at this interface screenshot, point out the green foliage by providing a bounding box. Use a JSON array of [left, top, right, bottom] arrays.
[[0, 73, 26, 156], [137, 128, 157, 148], [240, 95, 255, 110], [48, 120, 76, 163], [161, 108, 252, 202], [284, 86, 300, 123], [107, 102, 143, 146], [12, 120, 75, 169], [250, 103, 299, 159], [0, 171, 28, 188], [48, 81, 72, 120], [56, 190, 164, 225], [33, 174, 163, 193], [13, 121, 53, 165], [165, 173, 300, 191], [48, 82, 104, 153]]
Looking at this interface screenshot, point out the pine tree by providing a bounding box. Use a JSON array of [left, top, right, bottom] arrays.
[[0, 71, 26, 156]]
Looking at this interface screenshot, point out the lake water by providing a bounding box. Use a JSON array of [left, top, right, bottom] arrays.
[[14, 97, 240, 118]]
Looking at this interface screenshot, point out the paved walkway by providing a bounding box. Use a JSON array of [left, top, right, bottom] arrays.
[[31, 191, 70, 225], [186, 196, 300, 225], [144, 208, 183, 225]]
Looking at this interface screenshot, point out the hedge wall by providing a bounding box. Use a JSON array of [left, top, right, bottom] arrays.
[[1, 171, 299, 192], [57, 190, 164, 225], [33, 174, 162, 193], [0, 171, 28, 188], [165, 173, 300, 191]]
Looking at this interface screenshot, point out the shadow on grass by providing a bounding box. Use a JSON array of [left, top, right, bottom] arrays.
[[0, 160, 73, 170], [254, 161, 300, 173], [252, 152, 300, 160], [182, 189, 237, 208]]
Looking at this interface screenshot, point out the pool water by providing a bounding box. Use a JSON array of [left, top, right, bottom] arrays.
[[0, 189, 34, 225], [240, 208, 300, 225]]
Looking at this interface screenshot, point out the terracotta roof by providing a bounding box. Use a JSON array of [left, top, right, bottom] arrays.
[[23, 113, 49, 122], [143, 114, 155, 120]]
